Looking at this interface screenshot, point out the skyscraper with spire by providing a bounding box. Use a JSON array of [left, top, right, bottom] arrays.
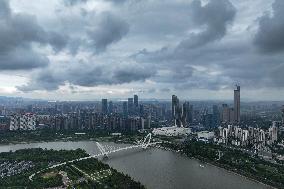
[[234, 85, 240, 123]]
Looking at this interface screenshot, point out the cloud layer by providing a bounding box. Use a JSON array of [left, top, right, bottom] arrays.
[[87, 12, 129, 53], [0, 0, 283, 100], [178, 0, 236, 49], [254, 0, 284, 53]]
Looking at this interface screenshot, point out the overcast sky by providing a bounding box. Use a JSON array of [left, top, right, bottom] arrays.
[[0, 0, 284, 101]]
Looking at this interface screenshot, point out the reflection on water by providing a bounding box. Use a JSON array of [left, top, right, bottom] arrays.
[[0, 141, 272, 189]]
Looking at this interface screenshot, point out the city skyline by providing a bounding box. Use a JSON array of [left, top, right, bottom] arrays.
[[0, 0, 284, 101], [2, 0, 284, 188]]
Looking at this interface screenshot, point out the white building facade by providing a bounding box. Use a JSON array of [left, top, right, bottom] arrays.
[[10, 114, 36, 131]]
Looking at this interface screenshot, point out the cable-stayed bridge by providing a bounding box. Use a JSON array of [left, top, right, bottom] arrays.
[[29, 133, 161, 180]]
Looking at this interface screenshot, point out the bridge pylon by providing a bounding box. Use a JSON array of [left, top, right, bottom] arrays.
[[142, 133, 152, 149], [96, 142, 108, 158]]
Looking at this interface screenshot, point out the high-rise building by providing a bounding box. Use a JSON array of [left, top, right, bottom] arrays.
[[171, 95, 187, 127], [134, 95, 138, 107], [181, 102, 188, 127], [0, 116, 10, 131], [203, 113, 213, 129], [269, 122, 278, 143], [229, 108, 235, 123], [102, 99, 108, 114], [123, 102, 128, 117], [234, 85, 240, 123], [172, 95, 179, 119], [183, 102, 190, 125], [128, 98, 134, 115], [139, 104, 144, 116], [108, 101, 113, 114], [212, 105, 219, 128], [222, 104, 230, 123], [10, 113, 36, 131], [282, 105, 284, 126]]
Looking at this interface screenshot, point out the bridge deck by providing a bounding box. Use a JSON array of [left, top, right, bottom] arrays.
[[29, 141, 161, 181]]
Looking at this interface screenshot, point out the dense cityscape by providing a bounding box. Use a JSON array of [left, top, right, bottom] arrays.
[[0, 85, 283, 188], [1, 0, 284, 188]]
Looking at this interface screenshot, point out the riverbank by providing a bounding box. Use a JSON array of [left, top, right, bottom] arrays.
[[0, 131, 281, 189], [0, 139, 274, 189], [159, 141, 284, 189], [192, 153, 276, 189], [157, 144, 274, 188]]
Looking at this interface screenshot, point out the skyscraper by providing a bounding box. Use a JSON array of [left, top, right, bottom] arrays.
[[234, 85, 241, 123], [203, 113, 213, 129], [102, 99, 108, 114], [229, 108, 235, 123], [139, 104, 144, 116], [212, 105, 219, 128], [171, 95, 185, 127], [181, 102, 188, 127], [108, 101, 113, 114], [222, 104, 230, 123], [282, 105, 284, 126], [172, 95, 179, 119], [134, 95, 138, 107], [123, 102, 128, 117], [128, 98, 134, 115]]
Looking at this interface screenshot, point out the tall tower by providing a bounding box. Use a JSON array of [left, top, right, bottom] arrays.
[[108, 101, 113, 114], [282, 105, 284, 126], [123, 102, 128, 117], [212, 105, 219, 128], [222, 104, 229, 123], [134, 95, 138, 115], [134, 95, 138, 107], [172, 95, 179, 126], [234, 85, 240, 123], [172, 95, 179, 118], [128, 98, 134, 115], [181, 102, 189, 127], [102, 99, 108, 114]]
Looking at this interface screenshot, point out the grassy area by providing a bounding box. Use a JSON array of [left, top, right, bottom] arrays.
[[0, 148, 145, 189], [71, 158, 145, 189]]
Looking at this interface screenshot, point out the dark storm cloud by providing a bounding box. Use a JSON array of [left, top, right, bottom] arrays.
[[17, 69, 64, 91], [0, 14, 45, 52], [133, 0, 237, 63], [47, 32, 69, 52], [113, 64, 155, 83], [17, 68, 65, 91], [268, 63, 284, 87], [254, 0, 284, 53], [131, 0, 243, 91], [178, 0, 236, 49], [87, 12, 129, 53], [0, 48, 49, 70], [17, 61, 156, 91], [9, 0, 284, 97], [0, 0, 69, 70]]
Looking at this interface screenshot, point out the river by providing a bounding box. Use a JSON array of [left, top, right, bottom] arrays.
[[0, 141, 273, 189]]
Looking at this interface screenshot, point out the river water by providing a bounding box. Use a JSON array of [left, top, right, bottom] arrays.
[[0, 141, 273, 189]]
